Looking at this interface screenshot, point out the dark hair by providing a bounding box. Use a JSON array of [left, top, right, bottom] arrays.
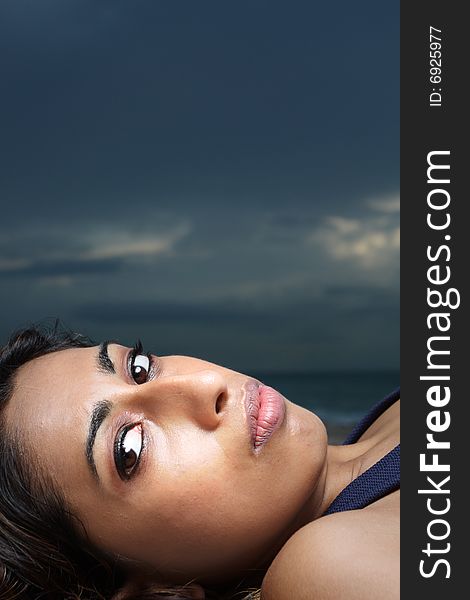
[[0, 323, 262, 600]]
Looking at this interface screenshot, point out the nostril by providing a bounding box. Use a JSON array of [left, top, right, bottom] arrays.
[[215, 392, 226, 415]]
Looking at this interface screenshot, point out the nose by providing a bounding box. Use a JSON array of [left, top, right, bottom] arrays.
[[133, 369, 229, 430]]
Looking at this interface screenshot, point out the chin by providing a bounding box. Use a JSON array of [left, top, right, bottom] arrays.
[[285, 400, 326, 443]]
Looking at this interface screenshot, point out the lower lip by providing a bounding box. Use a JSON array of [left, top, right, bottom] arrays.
[[248, 384, 286, 451]]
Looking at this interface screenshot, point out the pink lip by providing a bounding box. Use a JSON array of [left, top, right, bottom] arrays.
[[244, 381, 286, 452]]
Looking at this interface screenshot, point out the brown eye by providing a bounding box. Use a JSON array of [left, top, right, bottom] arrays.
[[115, 423, 143, 479], [130, 353, 151, 384]]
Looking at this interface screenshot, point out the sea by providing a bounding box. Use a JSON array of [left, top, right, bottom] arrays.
[[251, 370, 400, 444]]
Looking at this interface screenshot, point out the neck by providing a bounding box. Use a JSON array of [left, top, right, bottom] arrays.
[[292, 438, 377, 530]]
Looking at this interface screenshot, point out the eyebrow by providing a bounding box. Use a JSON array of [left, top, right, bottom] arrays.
[[86, 399, 113, 480], [97, 340, 116, 375], [85, 342, 117, 480]]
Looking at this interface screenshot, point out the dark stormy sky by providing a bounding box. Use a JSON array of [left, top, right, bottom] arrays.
[[0, 0, 399, 372]]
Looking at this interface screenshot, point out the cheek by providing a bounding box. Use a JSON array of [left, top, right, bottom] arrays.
[[120, 462, 239, 574], [97, 407, 327, 576], [133, 426, 234, 536], [148, 406, 326, 536], [117, 434, 263, 569], [154, 423, 229, 484]]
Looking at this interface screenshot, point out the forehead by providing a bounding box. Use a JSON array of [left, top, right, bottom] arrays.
[[5, 346, 104, 488], [10, 346, 98, 421]]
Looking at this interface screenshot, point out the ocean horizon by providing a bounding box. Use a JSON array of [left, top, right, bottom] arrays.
[[251, 370, 400, 443]]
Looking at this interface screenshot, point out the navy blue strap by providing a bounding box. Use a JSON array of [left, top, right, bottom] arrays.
[[323, 444, 400, 515], [343, 387, 400, 445], [323, 388, 400, 516]]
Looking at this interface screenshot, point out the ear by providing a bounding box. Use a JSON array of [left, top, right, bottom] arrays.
[[111, 576, 205, 600]]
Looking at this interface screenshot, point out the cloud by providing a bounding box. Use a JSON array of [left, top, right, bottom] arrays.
[[307, 193, 400, 271], [0, 222, 191, 279], [81, 223, 190, 260], [0, 257, 124, 280], [366, 193, 400, 214], [0, 258, 31, 271]]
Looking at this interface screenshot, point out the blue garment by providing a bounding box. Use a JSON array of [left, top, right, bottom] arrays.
[[323, 389, 400, 516]]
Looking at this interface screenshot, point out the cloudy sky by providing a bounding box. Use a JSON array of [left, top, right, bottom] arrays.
[[0, 0, 399, 372]]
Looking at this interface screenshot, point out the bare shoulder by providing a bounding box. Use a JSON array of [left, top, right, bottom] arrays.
[[261, 492, 400, 600]]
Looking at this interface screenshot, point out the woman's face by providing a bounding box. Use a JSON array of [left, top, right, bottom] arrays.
[[6, 342, 327, 583]]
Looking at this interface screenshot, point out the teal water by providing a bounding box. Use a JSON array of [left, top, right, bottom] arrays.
[[251, 371, 400, 429]]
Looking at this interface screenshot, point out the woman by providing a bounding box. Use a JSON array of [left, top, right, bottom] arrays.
[[0, 324, 399, 599]]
